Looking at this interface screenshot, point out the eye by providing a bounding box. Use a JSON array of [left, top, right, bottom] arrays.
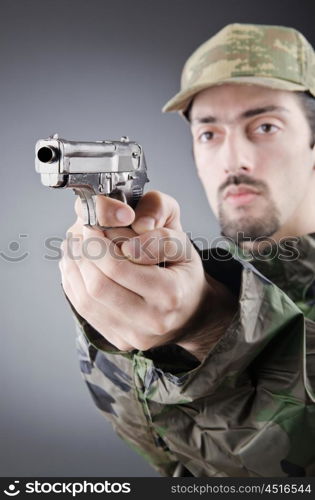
[[199, 131, 214, 143], [255, 123, 279, 134]]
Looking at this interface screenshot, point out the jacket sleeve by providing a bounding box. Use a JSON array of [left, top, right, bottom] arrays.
[[65, 249, 315, 477], [128, 253, 315, 477], [66, 293, 188, 476]]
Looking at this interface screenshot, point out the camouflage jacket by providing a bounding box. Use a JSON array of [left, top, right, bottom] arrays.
[[67, 233, 315, 477]]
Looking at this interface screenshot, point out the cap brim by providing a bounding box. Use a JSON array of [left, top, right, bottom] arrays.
[[162, 76, 308, 113]]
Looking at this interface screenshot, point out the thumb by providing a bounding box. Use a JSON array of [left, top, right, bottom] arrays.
[[132, 190, 182, 234]]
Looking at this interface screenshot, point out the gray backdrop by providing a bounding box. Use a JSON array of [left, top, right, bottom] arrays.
[[1, 0, 314, 477]]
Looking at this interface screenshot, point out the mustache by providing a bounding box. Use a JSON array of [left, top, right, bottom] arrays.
[[219, 174, 268, 194]]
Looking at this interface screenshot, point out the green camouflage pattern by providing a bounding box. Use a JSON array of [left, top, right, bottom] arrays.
[[67, 232, 315, 477], [162, 23, 315, 113]]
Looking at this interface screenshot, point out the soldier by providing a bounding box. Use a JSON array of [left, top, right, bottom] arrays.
[[59, 23, 315, 476]]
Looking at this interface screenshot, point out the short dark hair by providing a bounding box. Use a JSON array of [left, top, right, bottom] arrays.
[[294, 91, 315, 149], [183, 100, 193, 122]]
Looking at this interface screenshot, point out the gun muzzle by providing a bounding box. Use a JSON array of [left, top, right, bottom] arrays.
[[37, 146, 59, 163]]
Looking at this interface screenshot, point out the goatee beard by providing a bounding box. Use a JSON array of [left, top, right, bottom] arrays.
[[219, 209, 280, 242], [218, 174, 281, 244]]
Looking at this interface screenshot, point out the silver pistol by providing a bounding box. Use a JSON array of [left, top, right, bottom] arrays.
[[35, 134, 149, 229]]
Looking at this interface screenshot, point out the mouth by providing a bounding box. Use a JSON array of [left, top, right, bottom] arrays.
[[223, 185, 261, 206]]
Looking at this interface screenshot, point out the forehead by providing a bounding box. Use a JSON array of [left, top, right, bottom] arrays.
[[190, 83, 299, 123]]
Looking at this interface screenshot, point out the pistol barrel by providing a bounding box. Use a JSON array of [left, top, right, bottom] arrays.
[[37, 146, 59, 163]]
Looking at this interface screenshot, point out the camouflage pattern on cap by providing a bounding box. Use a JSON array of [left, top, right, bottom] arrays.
[[162, 23, 315, 113]]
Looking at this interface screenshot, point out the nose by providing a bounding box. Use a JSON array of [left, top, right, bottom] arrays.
[[219, 129, 254, 176]]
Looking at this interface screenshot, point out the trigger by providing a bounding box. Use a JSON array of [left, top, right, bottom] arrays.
[[73, 189, 97, 226]]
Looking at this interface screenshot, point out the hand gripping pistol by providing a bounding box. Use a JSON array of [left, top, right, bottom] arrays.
[[35, 134, 149, 229]]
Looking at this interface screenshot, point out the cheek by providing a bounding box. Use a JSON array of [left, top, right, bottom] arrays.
[[257, 142, 313, 216], [194, 148, 221, 210], [195, 165, 220, 213], [263, 143, 309, 186]]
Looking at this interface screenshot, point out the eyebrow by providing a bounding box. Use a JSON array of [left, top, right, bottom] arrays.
[[191, 105, 290, 125]]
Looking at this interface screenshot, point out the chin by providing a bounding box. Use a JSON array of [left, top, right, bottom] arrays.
[[220, 214, 280, 242]]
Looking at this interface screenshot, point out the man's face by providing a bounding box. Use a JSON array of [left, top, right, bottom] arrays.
[[190, 84, 315, 243]]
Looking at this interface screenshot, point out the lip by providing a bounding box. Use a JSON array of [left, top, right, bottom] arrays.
[[224, 184, 260, 199], [223, 185, 261, 206]]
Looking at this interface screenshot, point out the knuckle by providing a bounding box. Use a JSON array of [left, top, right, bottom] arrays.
[[153, 320, 168, 336], [145, 189, 162, 201], [160, 191, 181, 217], [138, 190, 165, 212], [86, 277, 104, 300], [156, 281, 183, 312], [160, 292, 182, 316], [149, 313, 169, 336], [140, 191, 181, 229], [149, 190, 178, 209], [107, 254, 126, 279], [167, 288, 183, 311]]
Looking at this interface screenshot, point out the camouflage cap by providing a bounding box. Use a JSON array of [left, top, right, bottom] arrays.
[[162, 23, 315, 114]]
